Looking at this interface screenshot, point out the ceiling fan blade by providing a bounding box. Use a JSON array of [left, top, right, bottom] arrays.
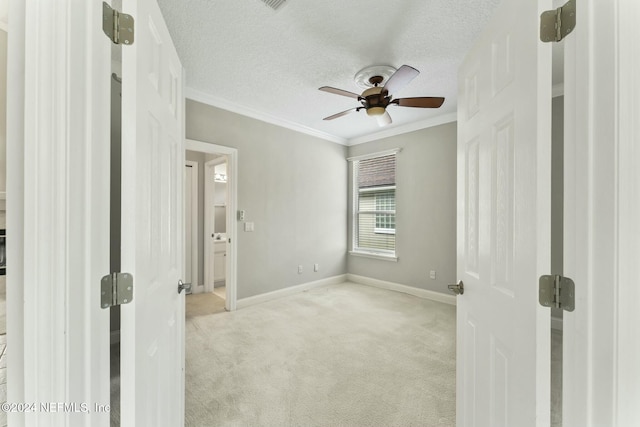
[[319, 86, 361, 99], [383, 65, 420, 95], [394, 97, 445, 108], [323, 108, 359, 121], [376, 110, 392, 127]]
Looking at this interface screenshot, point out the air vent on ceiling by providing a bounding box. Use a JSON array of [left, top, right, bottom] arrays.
[[260, 0, 287, 10]]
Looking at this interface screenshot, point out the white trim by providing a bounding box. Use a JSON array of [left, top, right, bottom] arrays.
[[347, 148, 401, 162], [185, 161, 199, 291], [203, 159, 215, 292], [373, 228, 396, 235], [347, 112, 458, 146], [562, 1, 640, 425], [186, 87, 348, 145], [236, 274, 347, 309], [614, 2, 640, 425], [359, 185, 396, 193], [12, 0, 111, 424], [346, 274, 457, 306], [186, 139, 239, 311], [348, 251, 398, 262]]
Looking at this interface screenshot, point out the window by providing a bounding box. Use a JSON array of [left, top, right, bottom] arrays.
[[374, 191, 396, 233], [350, 151, 397, 258]]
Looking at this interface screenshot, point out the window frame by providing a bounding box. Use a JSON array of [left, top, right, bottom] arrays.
[[348, 149, 400, 261]]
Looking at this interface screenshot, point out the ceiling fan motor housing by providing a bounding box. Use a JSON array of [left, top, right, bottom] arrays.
[[361, 85, 390, 116]]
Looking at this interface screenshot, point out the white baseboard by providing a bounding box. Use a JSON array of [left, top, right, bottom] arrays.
[[190, 283, 205, 294], [551, 316, 563, 331], [346, 274, 457, 306], [236, 274, 348, 309]]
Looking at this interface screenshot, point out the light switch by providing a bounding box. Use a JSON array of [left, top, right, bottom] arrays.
[[430, 270, 436, 280], [244, 222, 254, 232]]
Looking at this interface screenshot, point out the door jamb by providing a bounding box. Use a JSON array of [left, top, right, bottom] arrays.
[[563, 1, 640, 425], [8, 0, 111, 424], [186, 139, 238, 311]]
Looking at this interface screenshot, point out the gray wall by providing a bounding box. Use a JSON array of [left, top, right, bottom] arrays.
[[186, 100, 348, 299], [347, 123, 458, 294]]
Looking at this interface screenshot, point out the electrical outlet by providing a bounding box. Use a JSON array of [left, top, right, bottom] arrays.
[[298, 265, 303, 274], [430, 270, 437, 280], [314, 263, 319, 272]]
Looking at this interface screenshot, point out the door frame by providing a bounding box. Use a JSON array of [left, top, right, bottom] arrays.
[[562, 1, 640, 425], [185, 160, 198, 291], [186, 139, 238, 311], [8, 0, 111, 425]]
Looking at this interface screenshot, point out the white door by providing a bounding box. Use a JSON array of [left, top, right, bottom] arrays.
[[119, 0, 185, 424], [456, 0, 552, 425]]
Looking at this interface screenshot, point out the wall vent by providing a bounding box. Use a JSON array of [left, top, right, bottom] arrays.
[[260, 0, 287, 10]]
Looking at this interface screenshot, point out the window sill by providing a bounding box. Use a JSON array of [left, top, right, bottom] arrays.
[[349, 251, 398, 262]]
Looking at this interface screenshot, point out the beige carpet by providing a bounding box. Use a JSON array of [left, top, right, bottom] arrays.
[[186, 291, 227, 318], [185, 282, 457, 427]]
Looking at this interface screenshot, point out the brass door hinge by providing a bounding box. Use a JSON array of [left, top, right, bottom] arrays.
[[101, 272, 133, 308], [103, 2, 135, 45], [539, 275, 575, 312], [540, 0, 576, 43]]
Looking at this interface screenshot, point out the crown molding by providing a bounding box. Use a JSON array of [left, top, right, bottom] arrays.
[[185, 87, 349, 145], [186, 87, 460, 147], [346, 112, 458, 146]]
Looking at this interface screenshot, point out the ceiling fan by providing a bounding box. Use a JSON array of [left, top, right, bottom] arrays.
[[319, 65, 445, 127]]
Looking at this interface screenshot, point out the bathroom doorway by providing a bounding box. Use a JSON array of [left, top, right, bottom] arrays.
[[184, 140, 238, 312], [204, 157, 227, 298]]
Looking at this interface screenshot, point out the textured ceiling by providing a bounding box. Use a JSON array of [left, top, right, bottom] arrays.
[[157, 0, 502, 144]]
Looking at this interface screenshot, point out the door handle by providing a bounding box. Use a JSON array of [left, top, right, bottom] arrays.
[[448, 280, 464, 295], [178, 280, 192, 294]]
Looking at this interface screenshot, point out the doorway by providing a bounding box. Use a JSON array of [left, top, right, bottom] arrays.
[[204, 157, 228, 298], [184, 140, 238, 312]]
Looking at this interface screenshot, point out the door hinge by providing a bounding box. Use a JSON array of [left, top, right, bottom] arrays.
[[540, 0, 576, 43], [101, 272, 134, 308], [103, 2, 135, 45], [539, 275, 575, 312]]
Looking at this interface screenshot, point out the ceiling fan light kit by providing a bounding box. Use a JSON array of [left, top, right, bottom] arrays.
[[320, 64, 445, 127], [366, 106, 386, 117]]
